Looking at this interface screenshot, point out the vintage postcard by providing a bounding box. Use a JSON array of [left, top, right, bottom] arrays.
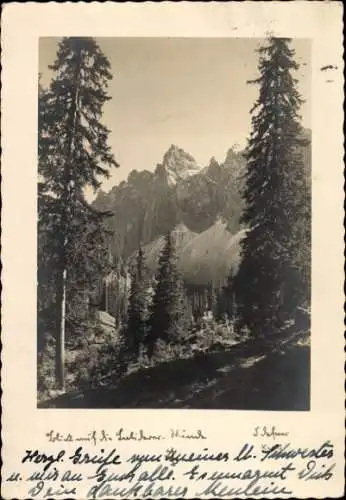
[[1, 2, 344, 498]]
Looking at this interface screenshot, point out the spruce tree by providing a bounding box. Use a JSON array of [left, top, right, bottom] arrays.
[[147, 232, 189, 357], [233, 37, 310, 336], [126, 246, 149, 360], [38, 37, 118, 389]]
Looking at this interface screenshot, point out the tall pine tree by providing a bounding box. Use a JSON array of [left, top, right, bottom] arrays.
[[126, 246, 150, 359], [38, 37, 118, 389], [233, 38, 310, 336], [147, 232, 189, 357]]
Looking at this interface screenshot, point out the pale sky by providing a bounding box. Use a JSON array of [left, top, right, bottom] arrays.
[[39, 37, 311, 197]]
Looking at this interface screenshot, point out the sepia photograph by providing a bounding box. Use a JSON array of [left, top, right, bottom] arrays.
[[2, 3, 344, 499], [37, 36, 311, 410]]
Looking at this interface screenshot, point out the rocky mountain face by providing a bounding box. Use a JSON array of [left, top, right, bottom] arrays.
[[175, 151, 246, 234], [93, 144, 247, 259]]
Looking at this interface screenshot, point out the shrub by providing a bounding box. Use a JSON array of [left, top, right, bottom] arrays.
[[151, 339, 186, 364], [127, 344, 151, 373], [37, 352, 55, 396], [37, 333, 58, 401], [72, 329, 121, 389]]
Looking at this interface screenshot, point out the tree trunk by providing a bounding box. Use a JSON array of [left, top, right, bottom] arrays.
[[55, 267, 67, 390], [232, 292, 236, 323], [54, 49, 82, 390], [116, 262, 121, 327], [105, 278, 109, 313], [123, 264, 128, 322]]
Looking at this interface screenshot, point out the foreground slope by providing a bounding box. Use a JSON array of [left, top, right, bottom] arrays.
[[40, 330, 310, 410]]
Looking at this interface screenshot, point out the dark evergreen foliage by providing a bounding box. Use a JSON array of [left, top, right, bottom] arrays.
[[233, 37, 310, 335], [147, 232, 190, 357], [125, 246, 150, 360], [38, 37, 118, 385]]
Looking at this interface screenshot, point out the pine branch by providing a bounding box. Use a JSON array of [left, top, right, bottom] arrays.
[[76, 193, 114, 218]]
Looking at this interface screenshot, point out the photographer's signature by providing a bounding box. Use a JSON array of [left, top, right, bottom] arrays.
[[253, 426, 289, 440]]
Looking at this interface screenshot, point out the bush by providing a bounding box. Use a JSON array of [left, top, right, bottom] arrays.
[[125, 318, 245, 370], [37, 354, 55, 396], [72, 329, 121, 389], [66, 319, 105, 349], [151, 339, 187, 364], [127, 344, 151, 372], [37, 334, 58, 400], [37, 323, 123, 399]]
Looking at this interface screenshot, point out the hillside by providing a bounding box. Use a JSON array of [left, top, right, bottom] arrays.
[[142, 223, 198, 273], [179, 220, 246, 286], [139, 219, 246, 287]]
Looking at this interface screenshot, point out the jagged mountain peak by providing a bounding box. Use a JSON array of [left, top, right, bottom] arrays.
[[162, 144, 200, 184], [165, 144, 194, 158]]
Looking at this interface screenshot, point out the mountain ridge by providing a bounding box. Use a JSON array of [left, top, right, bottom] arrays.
[[93, 143, 247, 258]]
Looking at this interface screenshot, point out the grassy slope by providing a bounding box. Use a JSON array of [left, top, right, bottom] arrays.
[[39, 333, 310, 410]]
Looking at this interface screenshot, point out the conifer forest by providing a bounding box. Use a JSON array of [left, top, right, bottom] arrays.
[[38, 37, 311, 409]]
